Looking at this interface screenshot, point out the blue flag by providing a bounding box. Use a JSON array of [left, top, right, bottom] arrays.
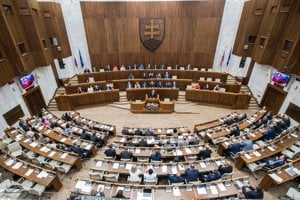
[[226, 48, 232, 66], [79, 50, 84, 68]]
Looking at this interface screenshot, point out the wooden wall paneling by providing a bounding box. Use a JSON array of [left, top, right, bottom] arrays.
[[272, 0, 300, 74], [0, 0, 35, 72], [39, 2, 71, 59], [81, 1, 225, 69], [17, 0, 53, 67], [252, 0, 292, 66]]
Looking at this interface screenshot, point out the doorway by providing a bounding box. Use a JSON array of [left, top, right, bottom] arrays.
[[260, 83, 287, 114], [22, 86, 46, 116]]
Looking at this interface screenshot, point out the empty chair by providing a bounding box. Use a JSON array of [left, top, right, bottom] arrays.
[[32, 156, 47, 166], [144, 177, 158, 185], [200, 68, 206, 71], [212, 137, 226, 145], [20, 179, 35, 191], [207, 68, 213, 72], [221, 172, 233, 180], [104, 155, 115, 160], [199, 131, 206, 138], [2, 135, 13, 145], [103, 172, 119, 182], [215, 78, 221, 82], [7, 142, 23, 157], [253, 144, 260, 150], [57, 163, 72, 174], [44, 161, 56, 170], [282, 149, 295, 159], [285, 187, 300, 200], [199, 77, 205, 81], [27, 183, 46, 196], [256, 140, 265, 147], [206, 77, 213, 81], [89, 171, 103, 180], [23, 151, 35, 160], [247, 162, 265, 179], [289, 145, 300, 154]]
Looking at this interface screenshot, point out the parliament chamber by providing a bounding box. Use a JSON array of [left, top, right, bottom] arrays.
[[0, 0, 300, 200]]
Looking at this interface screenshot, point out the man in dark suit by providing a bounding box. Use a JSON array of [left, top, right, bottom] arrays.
[[150, 151, 162, 161], [145, 128, 153, 136], [80, 130, 91, 140], [241, 185, 264, 199], [104, 144, 116, 158], [19, 119, 30, 132], [120, 148, 133, 160], [197, 145, 212, 160], [138, 138, 147, 147], [149, 90, 157, 98], [225, 143, 242, 156], [135, 128, 143, 136], [203, 171, 221, 182], [184, 165, 200, 183], [218, 161, 233, 175], [90, 132, 103, 148], [167, 173, 185, 184]]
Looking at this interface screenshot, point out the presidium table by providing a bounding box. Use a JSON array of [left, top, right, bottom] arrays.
[[130, 94, 174, 113]]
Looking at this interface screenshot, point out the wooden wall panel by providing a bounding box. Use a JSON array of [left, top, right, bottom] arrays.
[[81, 1, 225, 69]]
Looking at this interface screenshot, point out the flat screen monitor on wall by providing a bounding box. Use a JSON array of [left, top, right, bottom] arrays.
[[19, 73, 35, 90], [272, 72, 291, 88]]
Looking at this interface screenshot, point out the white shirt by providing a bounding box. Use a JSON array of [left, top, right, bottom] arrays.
[[144, 172, 157, 182], [128, 170, 141, 182]]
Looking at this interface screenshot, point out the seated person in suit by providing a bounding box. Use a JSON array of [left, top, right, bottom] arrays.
[[105, 65, 111, 71], [19, 119, 30, 132], [77, 87, 83, 94], [262, 125, 276, 141], [80, 130, 91, 140], [241, 185, 264, 199], [265, 155, 286, 169], [230, 126, 240, 137], [189, 136, 200, 145], [112, 65, 118, 71], [184, 165, 200, 183], [112, 190, 129, 199], [120, 148, 133, 160], [135, 128, 143, 136], [151, 151, 162, 161], [142, 72, 148, 79], [164, 72, 170, 79], [138, 138, 148, 147], [213, 84, 220, 91], [84, 68, 91, 73], [144, 168, 157, 183], [120, 65, 126, 71], [172, 81, 177, 88], [93, 85, 101, 91], [139, 64, 144, 70], [235, 113, 247, 123], [156, 73, 161, 79], [104, 144, 116, 158], [240, 137, 253, 151], [145, 128, 153, 136], [157, 81, 163, 88], [90, 132, 103, 148], [178, 137, 189, 146], [203, 170, 221, 182], [225, 142, 242, 156], [167, 173, 185, 184], [149, 90, 157, 98], [126, 81, 132, 89], [197, 145, 212, 160], [128, 73, 134, 79], [160, 65, 165, 69], [203, 83, 209, 90], [218, 161, 233, 175], [141, 82, 147, 88], [186, 64, 192, 70], [149, 73, 154, 78]]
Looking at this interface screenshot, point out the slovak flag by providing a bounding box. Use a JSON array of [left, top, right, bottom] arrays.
[[74, 56, 78, 68], [79, 50, 84, 68], [226, 48, 232, 67], [220, 51, 225, 66]]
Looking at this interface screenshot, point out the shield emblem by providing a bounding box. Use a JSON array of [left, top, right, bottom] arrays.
[[139, 18, 165, 51]]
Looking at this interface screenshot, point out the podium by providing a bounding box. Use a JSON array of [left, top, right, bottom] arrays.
[[130, 94, 174, 113]]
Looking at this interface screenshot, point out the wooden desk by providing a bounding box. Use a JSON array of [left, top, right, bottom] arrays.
[[112, 135, 200, 147], [55, 89, 120, 111], [27, 118, 96, 157], [72, 176, 249, 200], [235, 129, 300, 170], [113, 78, 192, 91], [5, 127, 82, 170], [185, 89, 251, 109], [198, 80, 241, 93], [0, 154, 62, 191], [194, 112, 240, 133], [259, 158, 300, 190], [131, 99, 175, 113], [204, 110, 266, 143], [91, 157, 223, 176], [127, 88, 179, 101], [65, 81, 107, 94], [69, 112, 116, 136], [76, 70, 228, 84], [121, 127, 190, 136], [113, 145, 203, 159]]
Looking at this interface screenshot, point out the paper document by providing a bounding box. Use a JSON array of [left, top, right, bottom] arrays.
[[12, 162, 23, 169], [37, 171, 49, 178], [162, 165, 167, 172], [60, 153, 68, 159], [173, 187, 181, 197], [96, 161, 103, 167], [267, 146, 275, 151], [244, 154, 252, 159], [210, 186, 218, 194], [25, 169, 34, 176], [176, 150, 183, 156], [269, 173, 283, 183], [185, 148, 192, 154], [200, 162, 206, 168], [30, 142, 38, 147], [197, 186, 207, 195], [60, 138, 67, 142], [217, 183, 226, 192], [253, 151, 262, 157], [113, 163, 119, 169], [126, 163, 132, 170], [49, 151, 56, 157], [135, 148, 141, 153]]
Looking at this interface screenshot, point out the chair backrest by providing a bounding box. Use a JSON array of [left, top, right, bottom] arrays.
[[88, 77, 95, 83], [7, 142, 22, 153]]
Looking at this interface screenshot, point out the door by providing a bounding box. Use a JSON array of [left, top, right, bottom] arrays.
[[260, 83, 287, 114], [22, 86, 46, 116]]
